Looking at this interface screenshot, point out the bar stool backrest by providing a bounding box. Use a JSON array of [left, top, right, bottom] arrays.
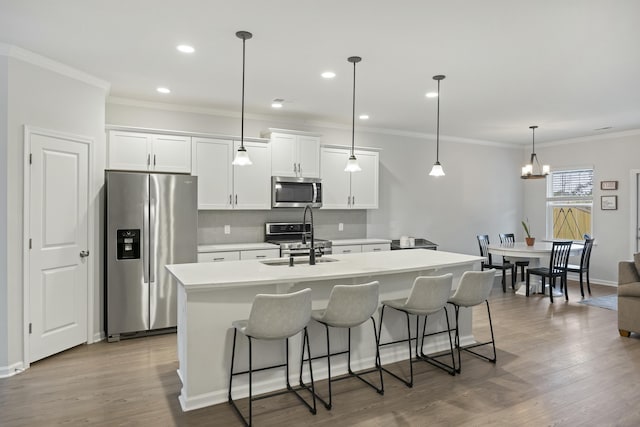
[[548, 241, 573, 274], [245, 288, 312, 339], [405, 274, 453, 312], [449, 269, 496, 307], [321, 281, 379, 327]]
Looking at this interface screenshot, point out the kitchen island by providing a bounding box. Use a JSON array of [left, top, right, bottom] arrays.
[[166, 249, 483, 411]]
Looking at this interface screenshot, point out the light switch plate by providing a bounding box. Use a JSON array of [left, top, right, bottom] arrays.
[[338, 223, 344, 231], [224, 225, 231, 234]]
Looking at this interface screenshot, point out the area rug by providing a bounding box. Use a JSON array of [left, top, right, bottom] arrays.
[[578, 294, 618, 311]]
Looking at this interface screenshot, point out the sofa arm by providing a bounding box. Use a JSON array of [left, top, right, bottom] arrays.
[[619, 261, 640, 285]]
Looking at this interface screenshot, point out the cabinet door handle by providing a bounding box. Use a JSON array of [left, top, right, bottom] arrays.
[[147, 154, 151, 166], [298, 163, 302, 175], [343, 249, 352, 253], [352, 195, 355, 205], [373, 248, 381, 252], [235, 194, 238, 205], [347, 196, 351, 205], [213, 257, 225, 261], [153, 154, 156, 166], [255, 255, 266, 258], [229, 194, 232, 205]]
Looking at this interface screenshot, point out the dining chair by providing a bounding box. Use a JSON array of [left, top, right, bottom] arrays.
[[526, 241, 573, 303], [566, 238, 595, 297], [498, 233, 530, 281], [477, 235, 515, 292]]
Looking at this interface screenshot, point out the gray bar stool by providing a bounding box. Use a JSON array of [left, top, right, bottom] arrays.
[[303, 281, 383, 410], [378, 274, 456, 388], [228, 288, 316, 426], [448, 269, 497, 373]]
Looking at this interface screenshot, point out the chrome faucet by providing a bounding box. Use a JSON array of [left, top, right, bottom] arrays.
[[302, 204, 315, 265]]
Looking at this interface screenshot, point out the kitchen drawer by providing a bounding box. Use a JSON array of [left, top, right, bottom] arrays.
[[197, 251, 240, 263], [361, 243, 391, 253], [240, 249, 280, 260], [333, 245, 362, 254]]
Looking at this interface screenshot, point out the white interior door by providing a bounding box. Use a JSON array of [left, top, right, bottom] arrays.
[[28, 130, 89, 362]]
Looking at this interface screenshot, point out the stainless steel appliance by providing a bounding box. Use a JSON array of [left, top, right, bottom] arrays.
[[272, 176, 322, 208], [105, 171, 197, 342], [265, 222, 332, 257], [390, 238, 438, 250]]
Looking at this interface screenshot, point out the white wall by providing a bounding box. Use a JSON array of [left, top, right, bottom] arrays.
[[524, 131, 640, 284], [0, 48, 107, 372]]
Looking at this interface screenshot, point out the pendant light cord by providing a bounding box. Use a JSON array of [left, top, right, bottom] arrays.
[[240, 36, 246, 150], [351, 59, 356, 156], [436, 78, 441, 162]]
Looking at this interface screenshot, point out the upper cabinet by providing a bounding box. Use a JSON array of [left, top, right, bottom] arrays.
[[108, 130, 191, 173], [263, 129, 321, 178], [320, 146, 379, 209], [192, 137, 271, 210]]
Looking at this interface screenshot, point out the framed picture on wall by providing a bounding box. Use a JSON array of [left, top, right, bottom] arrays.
[[601, 195, 617, 210], [600, 180, 618, 190]]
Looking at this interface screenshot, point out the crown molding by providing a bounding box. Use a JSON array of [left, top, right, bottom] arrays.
[[107, 96, 517, 149], [0, 43, 110, 91], [536, 128, 640, 148]]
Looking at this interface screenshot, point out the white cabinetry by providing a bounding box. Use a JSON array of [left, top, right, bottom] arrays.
[[332, 242, 390, 254], [264, 129, 321, 178], [320, 147, 379, 209], [197, 251, 240, 263], [108, 130, 191, 173], [197, 247, 279, 263], [192, 137, 271, 210]]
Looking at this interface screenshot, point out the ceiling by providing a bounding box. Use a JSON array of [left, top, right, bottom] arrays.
[[1, 0, 639, 144]]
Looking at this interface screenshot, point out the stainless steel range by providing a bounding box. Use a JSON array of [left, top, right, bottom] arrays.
[[265, 222, 332, 257]]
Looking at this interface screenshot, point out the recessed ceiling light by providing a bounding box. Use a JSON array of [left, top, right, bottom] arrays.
[[176, 45, 195, 53], [156, 87, 171, 94], [425, 92, 438, 98], [321, 71, 336, 79], [359, 114, 369, 120], [271, 98, 284, 108]]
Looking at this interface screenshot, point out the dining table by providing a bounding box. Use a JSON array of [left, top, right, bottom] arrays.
[[487, 241, 584, 295]]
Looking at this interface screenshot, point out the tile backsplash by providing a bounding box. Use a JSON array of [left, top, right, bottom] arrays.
[[198, 209, 367, 244]]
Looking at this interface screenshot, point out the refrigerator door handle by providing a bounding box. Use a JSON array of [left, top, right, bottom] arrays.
[[142, 199, 150, 284], [149, 197, 156, 283]]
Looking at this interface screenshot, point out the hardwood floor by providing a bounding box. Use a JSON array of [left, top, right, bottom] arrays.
[[2, 281, 639, 426]]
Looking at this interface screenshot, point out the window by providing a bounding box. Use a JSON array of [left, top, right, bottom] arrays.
[[546, 169, 593, 240]]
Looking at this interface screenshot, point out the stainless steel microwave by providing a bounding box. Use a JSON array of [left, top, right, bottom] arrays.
[[272, 176, 322, 208]]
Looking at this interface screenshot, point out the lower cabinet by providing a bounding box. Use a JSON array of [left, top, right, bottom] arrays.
[[332, 243, 391, 254], [197, 248, 279, 263]]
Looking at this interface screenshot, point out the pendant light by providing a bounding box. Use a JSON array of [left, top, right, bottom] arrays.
[[429, 75, 446, 177], [344, 56, 362, 172], [521, 125, 550, 179], [232, 30, 253, 166]]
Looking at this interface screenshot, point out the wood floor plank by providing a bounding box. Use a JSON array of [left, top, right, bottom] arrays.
[[1, 282, 638, 426]]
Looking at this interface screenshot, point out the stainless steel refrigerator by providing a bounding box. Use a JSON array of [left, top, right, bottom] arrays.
[[105, 171, 197, 342]]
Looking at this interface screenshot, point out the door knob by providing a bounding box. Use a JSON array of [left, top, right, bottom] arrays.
[[80, 250, 90, 258]]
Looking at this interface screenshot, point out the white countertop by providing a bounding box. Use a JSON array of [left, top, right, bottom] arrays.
[[197, 243, 279, 253], [166, 249, 483, 291], [331, 238, 392, 245]]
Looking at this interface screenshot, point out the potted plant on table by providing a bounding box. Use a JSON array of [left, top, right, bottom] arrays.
[[522, 219, 535, 246]]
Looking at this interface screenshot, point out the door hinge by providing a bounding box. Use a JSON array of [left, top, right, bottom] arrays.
[[29, 153, 32, 164], [29, 238, 32, 249], [29, 323, 32, 334]]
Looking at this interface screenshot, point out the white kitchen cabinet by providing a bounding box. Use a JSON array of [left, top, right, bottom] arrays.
[[192, 137, 271, 210], [361, 243, 391, 253], [332, 245, 362, 254], [239, 249, 280, 260], [108, 130, 191, 173], [320, 147, 379, 209], [197, 251, 240, 263], [264, 129, 321, 178]]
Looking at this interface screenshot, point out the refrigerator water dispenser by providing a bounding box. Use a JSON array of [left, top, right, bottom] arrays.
[[116, 229, 140, 260]]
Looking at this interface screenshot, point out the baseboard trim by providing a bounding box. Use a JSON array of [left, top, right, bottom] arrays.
[[0, 361, 26, 378]]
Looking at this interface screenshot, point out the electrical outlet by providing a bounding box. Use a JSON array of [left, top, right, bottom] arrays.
[[338, 223, 344, 231], [224, 225, 231, 234]]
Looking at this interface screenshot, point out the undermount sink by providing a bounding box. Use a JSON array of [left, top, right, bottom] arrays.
[[260, 257, 339, 266]]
